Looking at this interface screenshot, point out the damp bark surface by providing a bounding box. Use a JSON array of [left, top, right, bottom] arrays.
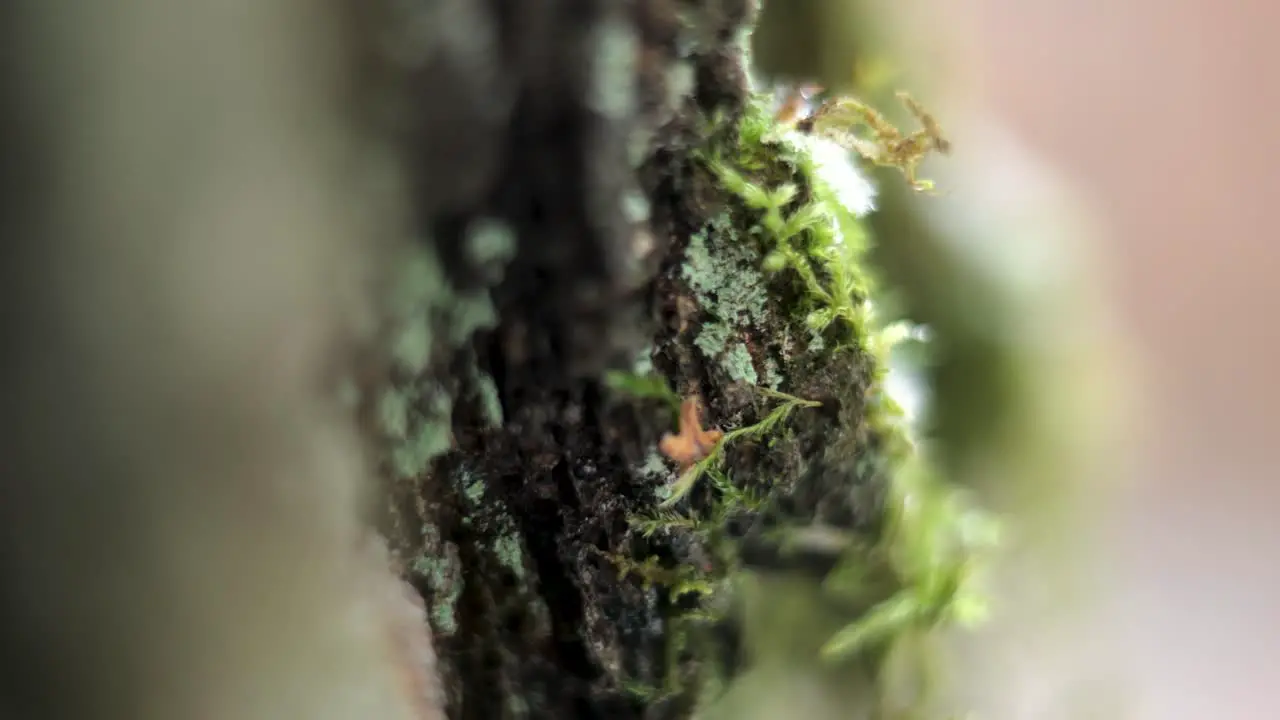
[[371, 2, 895, 718]]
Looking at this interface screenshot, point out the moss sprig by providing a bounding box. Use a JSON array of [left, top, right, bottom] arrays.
[[660, 387, 821, 508]]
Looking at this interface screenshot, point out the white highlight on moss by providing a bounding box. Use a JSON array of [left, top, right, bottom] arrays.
[[801, 134, 877, 218]]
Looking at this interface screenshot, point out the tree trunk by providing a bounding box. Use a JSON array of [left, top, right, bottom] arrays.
[[374, 2, 917, 718]]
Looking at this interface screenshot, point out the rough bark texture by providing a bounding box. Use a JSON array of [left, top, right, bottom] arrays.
[[0, 1, 1017, 719], [370, 2, 897, 718]]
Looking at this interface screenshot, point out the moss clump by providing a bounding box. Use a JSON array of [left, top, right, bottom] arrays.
[[378, 388, 410, 440], [619, 83, 1001, 719]]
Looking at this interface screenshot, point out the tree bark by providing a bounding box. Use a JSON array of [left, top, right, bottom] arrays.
[[0, 1, 1042, 719], [374, 2, 908, 718]]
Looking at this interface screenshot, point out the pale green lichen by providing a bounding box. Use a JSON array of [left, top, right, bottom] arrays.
[[692, 321, 732, 360], [392, 410, 453, 480], [474, 370, 504, 428], [666, 60, 697, 109], [762, 356, 781, 390], [632, 344, 655, 375], [382, 242, 482, 481], [635, 449, 672, 481], [465, 216, 517, 268], [682, 215, 771, 377], [414, 532, 464, 635], [807, 327, 826, 353], [462, 471, 486, 506], [388, 244, 449, 375], [378, 389, 410, 440], [505, 693, 531, 718], [587, 19, 637, 120], [447, 290, 499, 346], [629, 128, 657, 168], [681, 89, 1001, 720], [493, 529, 528, 581], [382, 242, 508, 481], [616, 75, 993, 716], [722, 342, 758, 385], [391, 318, 433, 375], [683, 216, 769, 329], [452, 464, 531, 582], [623, 191, 651, 225]]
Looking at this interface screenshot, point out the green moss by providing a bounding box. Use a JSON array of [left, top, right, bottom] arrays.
[[806, 326, 826, 353], [604, 370, 681, 413], [649, 86, 999, 719]]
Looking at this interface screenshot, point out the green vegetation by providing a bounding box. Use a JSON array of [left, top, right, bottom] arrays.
[[660, 387, 822, 507], [604, 369, 683, 411], [616, 88, 1000, 718]]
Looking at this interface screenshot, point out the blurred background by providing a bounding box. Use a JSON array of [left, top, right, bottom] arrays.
[[903, 1, 1280, 718]]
